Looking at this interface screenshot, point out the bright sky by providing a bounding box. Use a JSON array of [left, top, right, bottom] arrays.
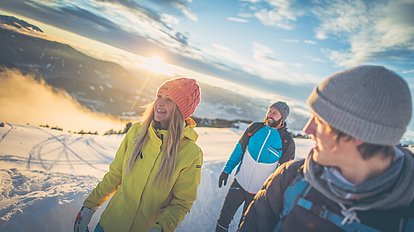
[[1, 0, 414, 129]]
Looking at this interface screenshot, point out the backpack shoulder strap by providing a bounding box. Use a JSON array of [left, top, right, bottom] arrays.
[[273, 170, 309, 232], [240, 122, 265, 154], [401, 217, 414, 232], [281, 175, 310, 218], [275, 174, 381, 232], [246, 122, 265, 138]]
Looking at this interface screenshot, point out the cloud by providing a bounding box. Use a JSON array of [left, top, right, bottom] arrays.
[[58, 5, 118, 31], [251, 42, 319, 84], [283, 39, 300, 43], [226, 17, 249, 23], [0, 69, 125, 133], [304, 40, 315, 45], [240, 0, 260, 3], [304, 54, 327, 63], [95, 0, 198, 21], [402, 69, 414, 74], [174, 3, 198, 22], [312, 0, 414, 67], [283, 39, 315, 45], [1, 0, 204, 61], [202, 41, 320, 85], [160, 13, 180, 28], [253, 0, 303, 30], [313, 0, 368, 40]]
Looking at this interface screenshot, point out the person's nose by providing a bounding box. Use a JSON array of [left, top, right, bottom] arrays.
[[156, 98, 165, 106], [303, 117, 316, 136]]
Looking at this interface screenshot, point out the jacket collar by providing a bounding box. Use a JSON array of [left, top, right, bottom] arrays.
[[149, 119, 199, 143]]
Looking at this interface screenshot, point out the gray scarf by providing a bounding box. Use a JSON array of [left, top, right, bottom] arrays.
[[304, 148, 414, 214]]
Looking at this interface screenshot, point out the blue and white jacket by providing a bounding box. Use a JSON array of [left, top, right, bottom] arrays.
[[223, 122, 295, 194]]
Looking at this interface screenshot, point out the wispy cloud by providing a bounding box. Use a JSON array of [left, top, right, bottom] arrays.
[[94, 0, 198, 22], [283, 39, 316, 45], [2, 0, 202, 60], [240, 0, 261, 3], [253, 0, 303, 30], [313, 0, 368, 40], [304, 54, 327, 63], [312, 0, 414, 67], [402, 69, 414, 74], [174, 3, 198, 22], [304, 40, 315, 45], [227, 17, 249, 23], [160, 13, 180, 28], [283, 39, 300, 43], [203, 41, 319, 85], [251, 42, 319, 84]]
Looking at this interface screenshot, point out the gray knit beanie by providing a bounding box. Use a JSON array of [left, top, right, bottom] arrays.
[[270, 101, 290, 121], [307, 65, 412, 145]]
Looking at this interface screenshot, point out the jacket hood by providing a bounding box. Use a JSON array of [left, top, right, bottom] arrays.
[[183, 118, 199, 142]]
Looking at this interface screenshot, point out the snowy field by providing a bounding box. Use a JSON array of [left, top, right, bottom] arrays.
[[0, 122, 313, 232]]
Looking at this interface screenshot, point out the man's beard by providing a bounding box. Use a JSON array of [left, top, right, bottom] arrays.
[[267, 118, 282, 127]]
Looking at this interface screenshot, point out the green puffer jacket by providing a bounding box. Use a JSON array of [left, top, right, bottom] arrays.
[[83, 121, 203, 232]]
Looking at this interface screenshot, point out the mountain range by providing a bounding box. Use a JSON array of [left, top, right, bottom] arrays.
[[0, 15, 308, 129]]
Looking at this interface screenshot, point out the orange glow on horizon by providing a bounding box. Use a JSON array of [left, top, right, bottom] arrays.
[[138, 55, 173, 76]]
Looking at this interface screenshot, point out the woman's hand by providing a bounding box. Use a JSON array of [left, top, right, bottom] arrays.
[[74, 206, 95, 232]]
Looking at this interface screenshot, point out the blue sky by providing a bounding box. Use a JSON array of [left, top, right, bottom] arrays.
[[1, 0, 414, 130]]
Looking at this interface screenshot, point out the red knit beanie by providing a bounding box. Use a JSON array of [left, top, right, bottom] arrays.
[[156, 78, 201, 119]]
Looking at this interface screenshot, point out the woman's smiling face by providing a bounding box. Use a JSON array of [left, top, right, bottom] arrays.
[[154, 92, 175, 129]]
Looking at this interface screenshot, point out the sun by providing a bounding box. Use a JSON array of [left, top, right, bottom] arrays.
[[139, 56, 172, 76]]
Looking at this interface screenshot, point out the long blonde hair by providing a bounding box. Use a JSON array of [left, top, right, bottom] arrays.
[[127, 102, 184, 186]]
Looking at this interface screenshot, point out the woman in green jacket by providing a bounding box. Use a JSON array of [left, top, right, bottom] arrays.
[[74, 78, 203, 232]]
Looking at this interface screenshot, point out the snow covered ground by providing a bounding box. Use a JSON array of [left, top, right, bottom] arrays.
[[0, 122, 313, 232]]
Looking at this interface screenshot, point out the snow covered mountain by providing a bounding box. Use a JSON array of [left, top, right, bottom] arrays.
[[0, 15, 43, 33], [0, 17, 157, 115], [0, 14, 309, 128]]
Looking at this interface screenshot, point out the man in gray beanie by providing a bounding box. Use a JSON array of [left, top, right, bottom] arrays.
[[239, 65, 414, 232], [216, 101, 295, 232]]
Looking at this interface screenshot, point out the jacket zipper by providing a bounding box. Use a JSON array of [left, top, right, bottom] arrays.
[[247, 129, 271, 192]]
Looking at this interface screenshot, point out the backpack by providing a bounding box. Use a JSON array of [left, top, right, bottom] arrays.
[[273, 175, 414, 232]]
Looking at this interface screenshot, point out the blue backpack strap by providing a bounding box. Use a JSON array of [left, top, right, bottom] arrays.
[[296, 198, 380, 232], [273, 176, 310, 232], [402, 217, 414, 232], [274, 176, 381, 232], [281, 177, 310, 218]]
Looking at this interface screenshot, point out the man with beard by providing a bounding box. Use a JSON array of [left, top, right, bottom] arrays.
[[216, 102, 295, 232], [239, 65, 414, 232]]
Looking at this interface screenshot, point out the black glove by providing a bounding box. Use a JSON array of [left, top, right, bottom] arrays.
[[218, 171, 229, 188]]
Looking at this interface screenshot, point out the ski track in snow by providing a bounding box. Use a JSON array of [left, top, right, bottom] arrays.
[[0, 123, 15, 144], [0, 168, 99, 232], [0, 163, 236, 232], [0, 122, 314, 231], [27, 127, 108, 173]]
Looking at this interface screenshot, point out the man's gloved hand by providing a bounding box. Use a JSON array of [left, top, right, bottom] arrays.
[[74, 206, 95, 232], [218, 171, 229, 188]]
